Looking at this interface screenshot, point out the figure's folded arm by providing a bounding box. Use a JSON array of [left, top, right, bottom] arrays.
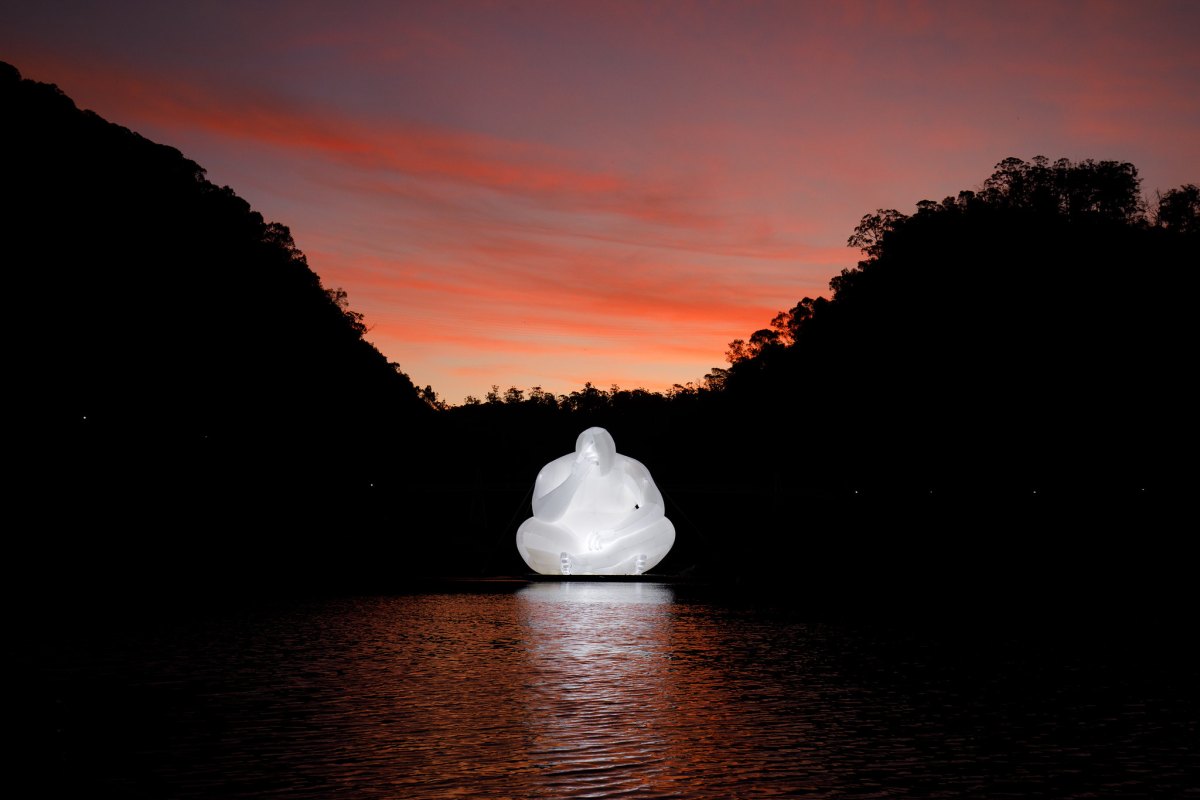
[[531, 456, 589, 522], [600, 500, 670, 556]]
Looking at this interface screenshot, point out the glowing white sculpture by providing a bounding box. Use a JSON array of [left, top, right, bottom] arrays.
[[516, 427, 675, 575]]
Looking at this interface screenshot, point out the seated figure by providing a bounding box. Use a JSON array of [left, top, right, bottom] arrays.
[[516, 427, 675, 575]]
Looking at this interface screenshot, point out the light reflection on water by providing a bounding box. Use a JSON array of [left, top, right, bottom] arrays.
[[28, 584, 1198, 798], [517, 582, 681, 797]]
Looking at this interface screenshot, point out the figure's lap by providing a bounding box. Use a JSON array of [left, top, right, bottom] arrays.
[[517, 516, 675, 575]]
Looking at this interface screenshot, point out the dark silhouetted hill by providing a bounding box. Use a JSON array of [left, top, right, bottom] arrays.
[[717, 157, 1193, 495], [4, 62, 438, 594]]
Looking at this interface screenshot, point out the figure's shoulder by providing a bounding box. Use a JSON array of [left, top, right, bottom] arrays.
[[618, 455, 653, 477], [538, 453, 575, 480]]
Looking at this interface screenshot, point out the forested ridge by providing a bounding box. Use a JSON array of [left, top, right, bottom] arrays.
[[5, 62, 427, 438], [6, 61, 430, 589], [7, 61, 1193, 600]]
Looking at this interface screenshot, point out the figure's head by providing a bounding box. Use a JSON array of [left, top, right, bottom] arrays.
[[575, 427, 617, 475]]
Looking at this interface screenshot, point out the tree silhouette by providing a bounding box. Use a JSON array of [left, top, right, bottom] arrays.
[[1154, 184, 1200, 234]]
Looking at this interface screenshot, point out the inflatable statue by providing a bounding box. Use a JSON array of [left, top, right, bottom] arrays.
[[516, 427, 675, 575]]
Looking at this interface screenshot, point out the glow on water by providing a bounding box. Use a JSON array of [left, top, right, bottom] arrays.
[[30, 584, 1199, 798]]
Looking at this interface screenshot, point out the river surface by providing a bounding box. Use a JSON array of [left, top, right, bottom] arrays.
[[22, 582, 1198, 798]]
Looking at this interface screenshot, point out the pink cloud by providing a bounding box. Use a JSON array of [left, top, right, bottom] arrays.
[[17, 56, 747, 235]]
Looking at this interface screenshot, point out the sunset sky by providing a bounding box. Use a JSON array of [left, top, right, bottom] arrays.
[[4, 1, 1198, 403]]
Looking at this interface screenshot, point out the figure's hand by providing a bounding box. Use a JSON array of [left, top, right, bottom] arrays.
[[571, 453, 597, 479]]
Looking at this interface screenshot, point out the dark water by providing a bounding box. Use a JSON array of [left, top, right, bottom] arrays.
[[22, 583, 1198, 798]]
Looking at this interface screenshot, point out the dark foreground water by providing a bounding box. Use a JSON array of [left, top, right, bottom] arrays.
[[21, 583, 1198, 798]]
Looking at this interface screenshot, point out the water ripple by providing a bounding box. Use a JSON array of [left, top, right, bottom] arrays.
[[24, 585, 1199, 798]]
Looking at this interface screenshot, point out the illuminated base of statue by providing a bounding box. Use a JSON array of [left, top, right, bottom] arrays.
[[516, 516, 675, 576], [516, 427, 676, 576]]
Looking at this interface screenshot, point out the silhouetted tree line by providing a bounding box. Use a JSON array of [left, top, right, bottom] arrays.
[[9, 60, 1192, 597], [445, 156, 1194, 586]]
